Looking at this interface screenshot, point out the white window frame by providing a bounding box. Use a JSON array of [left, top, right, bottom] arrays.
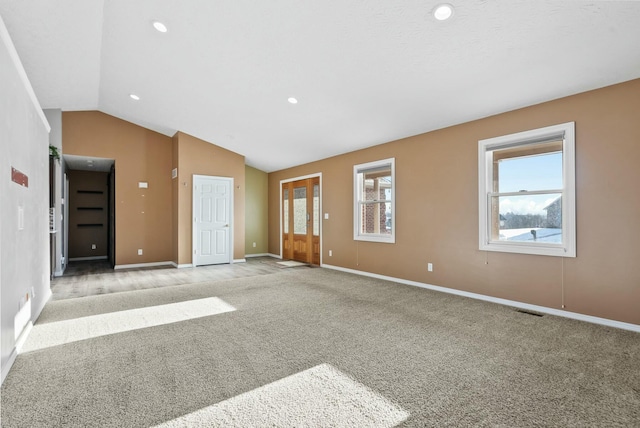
[[354, 158, 395, 243], [478, 122, 576, 257]]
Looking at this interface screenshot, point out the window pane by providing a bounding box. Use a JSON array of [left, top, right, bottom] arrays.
[[283, 188, 289, 234], [359, 202, 391, 235], [354, 158, 395, 243], [313, 184, 319, 236], [293, 186, 307, 234], [495, 150, 562, 193], [358, 166, 392, 202], [492, 194, 562, 243]]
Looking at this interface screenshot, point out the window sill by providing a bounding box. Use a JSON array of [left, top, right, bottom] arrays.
[[480, 241, 575, 257], [354, 235, 395, 244]]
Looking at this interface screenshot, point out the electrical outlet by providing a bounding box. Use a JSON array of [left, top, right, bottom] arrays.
[[138, 249, 143, 255], [91, 244, 96, 250], [253, 242, 257, 248], [329, 250, 333, 257], [428, 263, 433, 272]]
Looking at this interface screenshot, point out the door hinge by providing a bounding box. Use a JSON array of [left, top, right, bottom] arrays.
[[194, 249, 196, 254]]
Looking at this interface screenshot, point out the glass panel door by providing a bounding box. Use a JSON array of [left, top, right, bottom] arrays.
[[293, 186, 307, 234]]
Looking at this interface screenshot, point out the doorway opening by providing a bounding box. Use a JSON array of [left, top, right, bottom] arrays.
[[281, 175, 321, 265], [64, 155, 116, 270]]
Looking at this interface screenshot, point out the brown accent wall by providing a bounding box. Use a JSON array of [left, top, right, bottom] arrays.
[[174, 132, 245, 264], [268, 79, 640, 325], [62, 111, 173, 266], [67, 170, 109, 259], [245, 166, 269, 255]]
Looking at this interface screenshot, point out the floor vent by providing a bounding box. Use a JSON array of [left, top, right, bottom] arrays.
[[515, 309, 543, 317]]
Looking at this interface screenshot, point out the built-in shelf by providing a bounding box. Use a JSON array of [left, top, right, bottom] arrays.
[[77, 190, 104, 194]]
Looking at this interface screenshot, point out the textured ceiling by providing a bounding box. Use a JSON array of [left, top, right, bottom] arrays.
[[2, 0, 640, 172]]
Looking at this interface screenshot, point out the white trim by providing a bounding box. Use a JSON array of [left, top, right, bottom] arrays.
[[1, 348, 17, 385], [14, 321, 33, 354], [54, 270, 64, 277], [279, 173, 323, 263], [193, 175, 234, 267], [0, 16, 51, 132], [245, 253, 271, 258], [478, 122, 576, 257], [114, 261, 174, 270], [233, 258, 246, 263], [268, 253, 282, 259], [321, 264, 640, 333], [171, 262, 193, 269], [353, 158, 395, 244], [69, 256, 108, 262], [2, 288, 52, 385]]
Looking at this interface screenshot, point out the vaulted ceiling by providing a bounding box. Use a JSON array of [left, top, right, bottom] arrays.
[[2, 1, 639, 172]]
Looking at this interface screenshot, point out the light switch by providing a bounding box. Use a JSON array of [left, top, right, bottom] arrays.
[[324, 213, 329, 220], [138, 182, 148, 188]]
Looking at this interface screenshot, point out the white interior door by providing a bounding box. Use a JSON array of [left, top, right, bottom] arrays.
[[193, 175, 232, 266]]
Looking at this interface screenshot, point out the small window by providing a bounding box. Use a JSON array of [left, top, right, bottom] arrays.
[[478, 122, 576, 257], [354, 158, 395, 243]]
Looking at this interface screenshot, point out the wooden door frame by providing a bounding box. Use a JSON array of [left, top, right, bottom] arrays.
[[192, 175, 234, 267], [279, 173, 322, 265]]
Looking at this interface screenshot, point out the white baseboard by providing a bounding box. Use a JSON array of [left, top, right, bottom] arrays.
[[267, 253, 282, 259], [1, 348, 17, 385], [245, 253, 271, 258], [233, 258, 246, 263], [321, 264, 640, 333], [2, 287, 52, 385], [114, 261, 174, 270], [15, 321, 33, 354], [171, 262, 193, 269], [1, 320, 34, 385], [69, 256, 108, 261]]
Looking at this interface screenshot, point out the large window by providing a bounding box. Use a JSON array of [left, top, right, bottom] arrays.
[[478, 122, 576, 257], [354, 158, 395, 243]]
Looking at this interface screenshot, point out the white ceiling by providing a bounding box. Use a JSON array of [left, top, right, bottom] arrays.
[[64, 154, 114, 172], [2, 1, 640, 172]]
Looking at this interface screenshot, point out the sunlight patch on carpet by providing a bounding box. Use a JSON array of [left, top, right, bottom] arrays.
[[154, 363, 409, 427], [19, 297, 236, 353]]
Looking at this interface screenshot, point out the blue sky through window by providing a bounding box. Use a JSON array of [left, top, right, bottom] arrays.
[[497, 151, 562, 215]]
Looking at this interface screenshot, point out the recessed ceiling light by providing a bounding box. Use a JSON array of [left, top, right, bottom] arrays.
[[129, 94, 140, 101], [153, 21, 168, 33], [433, 4, 454, 21], [288, 97, 298, 104]]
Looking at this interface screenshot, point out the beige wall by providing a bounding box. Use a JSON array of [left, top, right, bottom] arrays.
[[67, 170, 109, 259], [174, 132, 246, 264], [268, 79, 640, 325], [245, 166, 269, 255], [63, 111, 173, 266]]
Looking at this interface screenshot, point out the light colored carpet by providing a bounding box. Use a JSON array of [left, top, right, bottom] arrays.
[[20, 297, 236, 353], [154, 363, 408, 428], [1, 268, 639, 427]]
